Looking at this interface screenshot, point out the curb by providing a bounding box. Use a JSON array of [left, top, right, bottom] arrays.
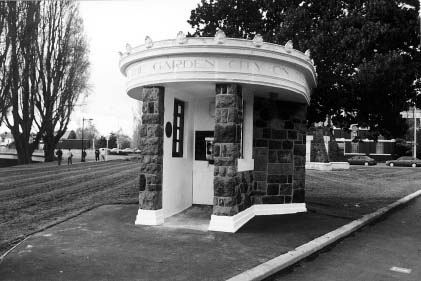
[[227, 189, 421, 281]]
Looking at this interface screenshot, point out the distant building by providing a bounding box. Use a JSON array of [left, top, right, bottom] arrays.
[[333, 125, 395, 160], [400, 107, 421, 144], [400, 107, 421, 120], [53, 130, 92, 150], [0, 132, 13, 147]]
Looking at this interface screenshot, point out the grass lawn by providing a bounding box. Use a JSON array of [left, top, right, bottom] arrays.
[[0, 159, 140, 256], [306, 166, 421, 219], [1, 162, 420, 256]]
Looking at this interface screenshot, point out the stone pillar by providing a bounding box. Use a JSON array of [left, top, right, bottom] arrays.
[[213, 84, 243, 216], [310, 127, 329, 163], [135, 86, 164, 225], [252, 97, 307, 205]]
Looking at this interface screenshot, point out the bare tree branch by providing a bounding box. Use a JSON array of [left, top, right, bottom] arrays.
[[1, 0, 89, 163]]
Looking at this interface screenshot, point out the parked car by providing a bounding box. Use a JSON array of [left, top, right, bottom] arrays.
[[122, 148, 134, 154], [347, 155, 377, 166], [386, 156, 421, 167], [109, 148, 128, 155]]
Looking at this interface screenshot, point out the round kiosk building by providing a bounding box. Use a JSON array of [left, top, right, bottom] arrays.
[[119, 30, 317, 232]]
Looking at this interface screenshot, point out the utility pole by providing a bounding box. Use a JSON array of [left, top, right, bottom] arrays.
[[415, 1, 421, 158], [413, 106, 417, 158], [81, 118, 93, 162]]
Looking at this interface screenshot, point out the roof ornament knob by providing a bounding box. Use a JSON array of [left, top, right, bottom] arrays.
[[214, 28, 226, 44], [145, 36, 153, 48], [176, 31, 187, 44], [285, 40, 293, 53], [125, 43, 132, 54], [253, 34, 264, 47], [305, 49, 311, 57]]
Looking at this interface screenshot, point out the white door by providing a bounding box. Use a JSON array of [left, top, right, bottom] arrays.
[[192, 160, 214, 205]]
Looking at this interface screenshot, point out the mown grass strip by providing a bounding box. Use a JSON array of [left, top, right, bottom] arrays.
[[0, 159, 137, 177], [0, 166, 139, 220], [0, 160, 140, 256], [0, 160, 137, 191], [0, 161, 138, 200]]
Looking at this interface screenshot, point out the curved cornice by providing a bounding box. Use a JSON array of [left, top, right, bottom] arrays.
[[119, 37, 317, 87], [119, 35, 317, 104]]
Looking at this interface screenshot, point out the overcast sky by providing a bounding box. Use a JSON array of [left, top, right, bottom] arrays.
[[69, 0, 198, 136]]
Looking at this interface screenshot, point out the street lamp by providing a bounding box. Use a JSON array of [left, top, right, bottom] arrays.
[[413, 105, 417, 158], [105, 132, 112, 161], [81, 117, 93, 162], [416, 2, 421, 158]]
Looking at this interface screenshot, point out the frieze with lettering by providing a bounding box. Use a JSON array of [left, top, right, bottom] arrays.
[[127, 56, 305, 85]]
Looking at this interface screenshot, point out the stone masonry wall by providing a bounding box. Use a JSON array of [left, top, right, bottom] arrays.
[[252, 97, 307, 205], [328, 140, 346, 162], [213, 84, 253, 216], [237, 170, 253, 211], [138, 87, 164, 210], [309, 127, 329, 163]]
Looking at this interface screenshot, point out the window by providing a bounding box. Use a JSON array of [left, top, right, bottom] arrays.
[[172, 99, 185, 157], [194, 131, 214, 161]]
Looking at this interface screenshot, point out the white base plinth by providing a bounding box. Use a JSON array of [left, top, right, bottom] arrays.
[[237, 158, 254, 172], [330, 162, 350, 170], [135, 209, 164, 225], [208, 203, 306, 233], [305, 162, 350, 170], [305, 162, 332, 171]]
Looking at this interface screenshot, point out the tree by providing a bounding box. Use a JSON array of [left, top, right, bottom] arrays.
[[67, 130, 77, 139], [4, 1, 41, 164], [36, 1, 90, 162], [109, 130, 131, 149], [188, 0, 421, 138], [108, 133, 117, 149], [132, 101, 142, 149], [95, 134, 117, 149], [0, 2, 10, 125], [95, 136, 107, 149], [75, 122, 99, 144], [118, 134, 131, 149], [1, 1, 89, 163]]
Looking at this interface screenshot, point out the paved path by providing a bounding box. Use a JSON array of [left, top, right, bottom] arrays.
[[0, 205, 349, 281], [270, 197, 421, 281]]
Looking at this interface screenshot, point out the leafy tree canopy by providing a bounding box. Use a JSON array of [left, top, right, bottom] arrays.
[[95, 131, 131, 149], [67, 130, 77, 139], [188, 0, 421, 138], [75, 123, 99, 142]]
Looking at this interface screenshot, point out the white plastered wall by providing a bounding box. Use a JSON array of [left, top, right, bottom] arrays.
[[242, 89, 254, 160], [162, 89, 194, 218], [192, 97, 215, 205], [162, 84, 254, 218], [238, 88, 254, 171]]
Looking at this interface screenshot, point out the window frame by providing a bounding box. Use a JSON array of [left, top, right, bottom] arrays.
[[172, 99, 185, 157]]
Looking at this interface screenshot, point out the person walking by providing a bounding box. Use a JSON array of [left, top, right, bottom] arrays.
[[82, 149, 87, 162], [100, 148, 106, 161], [95, 148, 100, 162], [55, 148, 63, 166], [67, 149, 73, 165]]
